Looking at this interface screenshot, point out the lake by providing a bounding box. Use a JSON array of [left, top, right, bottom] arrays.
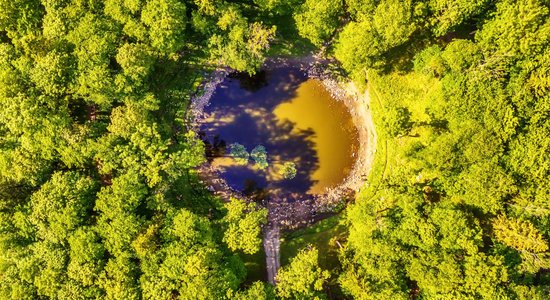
[[199, 67, 359, 202]]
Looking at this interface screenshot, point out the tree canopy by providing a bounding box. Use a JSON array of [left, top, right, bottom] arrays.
[[335, 0, 550, 298], [1, 0, 549, 299], [0, 0, 281, 298]]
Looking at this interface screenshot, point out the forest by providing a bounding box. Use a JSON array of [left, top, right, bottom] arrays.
[[0, 0, 549, 299]]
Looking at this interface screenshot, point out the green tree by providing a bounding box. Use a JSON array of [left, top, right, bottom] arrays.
[[141, 0, 187, 54], [30, 49, 75, 96], [222, 198, 268, 254], [251, 145, 269, 170], [276, 247, 330, 299], [115, 43, 155, 86], [231, 281, 276, 300], [140, 208, 245, 299], [293, 0, 343, 46], [280, 162, 297, 179], [382, 106, 412, 138], [229, 142, 249, 165], [209, 15, 276, 74], [29, 172, 98, 244], [493, 215, 549, 254], [66, 228, 105, 297], [95, 172, 147, 256], [334, 20, 385, 78], [345, 0, 379, 18], [0, 0, 43, 37], [372, 0, 416, 46], [428, 0, 490, 36]]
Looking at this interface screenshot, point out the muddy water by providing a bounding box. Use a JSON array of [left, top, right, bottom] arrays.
[[199, 67, 359, 201]]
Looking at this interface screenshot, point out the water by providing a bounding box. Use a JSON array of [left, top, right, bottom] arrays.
[[199, 67, 359, 201]]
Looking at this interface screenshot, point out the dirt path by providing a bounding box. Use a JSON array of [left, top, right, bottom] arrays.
[[264, 222, 281, 285]]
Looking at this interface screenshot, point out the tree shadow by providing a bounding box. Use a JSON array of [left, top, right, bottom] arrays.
[[229, 70, 268, 92]]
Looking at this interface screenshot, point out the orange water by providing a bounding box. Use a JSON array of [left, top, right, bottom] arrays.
[[273, 79, 358, 193]]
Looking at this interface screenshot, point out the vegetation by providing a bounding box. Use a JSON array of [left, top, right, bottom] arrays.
[[280, 216, 346, 297], [279, 162, 297, 180], [0, 0, 276, 298], [251, 145, 269, 170], [229, 143, 250, 165], [330, 0, 550, 299], [223, 198, 268, 255], [276, 247, 330, 300], [294, 0, 342, 47], [1, 0, 549, 299]]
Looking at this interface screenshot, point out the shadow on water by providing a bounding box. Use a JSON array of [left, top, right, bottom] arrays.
[[228, 70, 269, 92], [199, 66, 354, 203]]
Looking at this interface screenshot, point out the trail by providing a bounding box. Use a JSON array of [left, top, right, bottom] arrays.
[[263, 222, 280, 285]]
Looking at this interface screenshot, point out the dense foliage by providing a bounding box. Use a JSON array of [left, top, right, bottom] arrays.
[[1, 0, 549, 299], [276, 247, 330, 299], [327, 0, 550, 299], [0, 0, 275, 298]]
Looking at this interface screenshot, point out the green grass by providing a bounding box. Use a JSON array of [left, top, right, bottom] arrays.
[[280, 215, 345, 271], [356, 69, 441, 205], [356, 79, 390, 202], [240, 248, 267, 284], [240, 216, 346, 284]]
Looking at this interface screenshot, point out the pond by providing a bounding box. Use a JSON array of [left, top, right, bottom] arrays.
[[199, 66, 359, 202]]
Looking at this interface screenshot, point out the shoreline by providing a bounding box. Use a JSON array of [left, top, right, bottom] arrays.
[[188, 53, 377, 230], [305, 55, 377, 199]]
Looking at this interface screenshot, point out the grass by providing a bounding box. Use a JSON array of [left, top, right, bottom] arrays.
[[239, 216, 346, 285], [281, 215, 346, 273], [356, 78, 390, 202], [241, 215, 346, 284], [240, 248, 267, 284], [356, 69, 441, 206]]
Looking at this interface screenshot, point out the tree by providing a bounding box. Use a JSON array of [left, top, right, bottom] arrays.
[[345, 0, 379, 18], [209, 17, 276, 74], [382, 106, 412, 138], [493, 215, 548, 254], [115, 43, 155, 85], [222, 198, 268, 254], [372, 0, 416, 46], [1, 0, 279, 298], [294, 0, 343, 46], [229, 142, 249, 165], [0, 0, 43, 37], [30, 49, 75, 96], [98, 253, 141, 300], [66, 228, 106, 298], [29, 171, 98, 244], [280, 162, 297, 179], [139, 208, 245, 299], [334, 20, 386, 78], [231, 281, 276, 300], [141, 0, 187, 54], [428, 0, 490, 37], [251, 145, 269, 170], [276, 247, 330, 299], [95, 172, 147, 256]]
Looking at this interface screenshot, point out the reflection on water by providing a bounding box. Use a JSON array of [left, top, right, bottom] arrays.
[[273, 80, 358, 193], [200, 67, 359, 201]]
